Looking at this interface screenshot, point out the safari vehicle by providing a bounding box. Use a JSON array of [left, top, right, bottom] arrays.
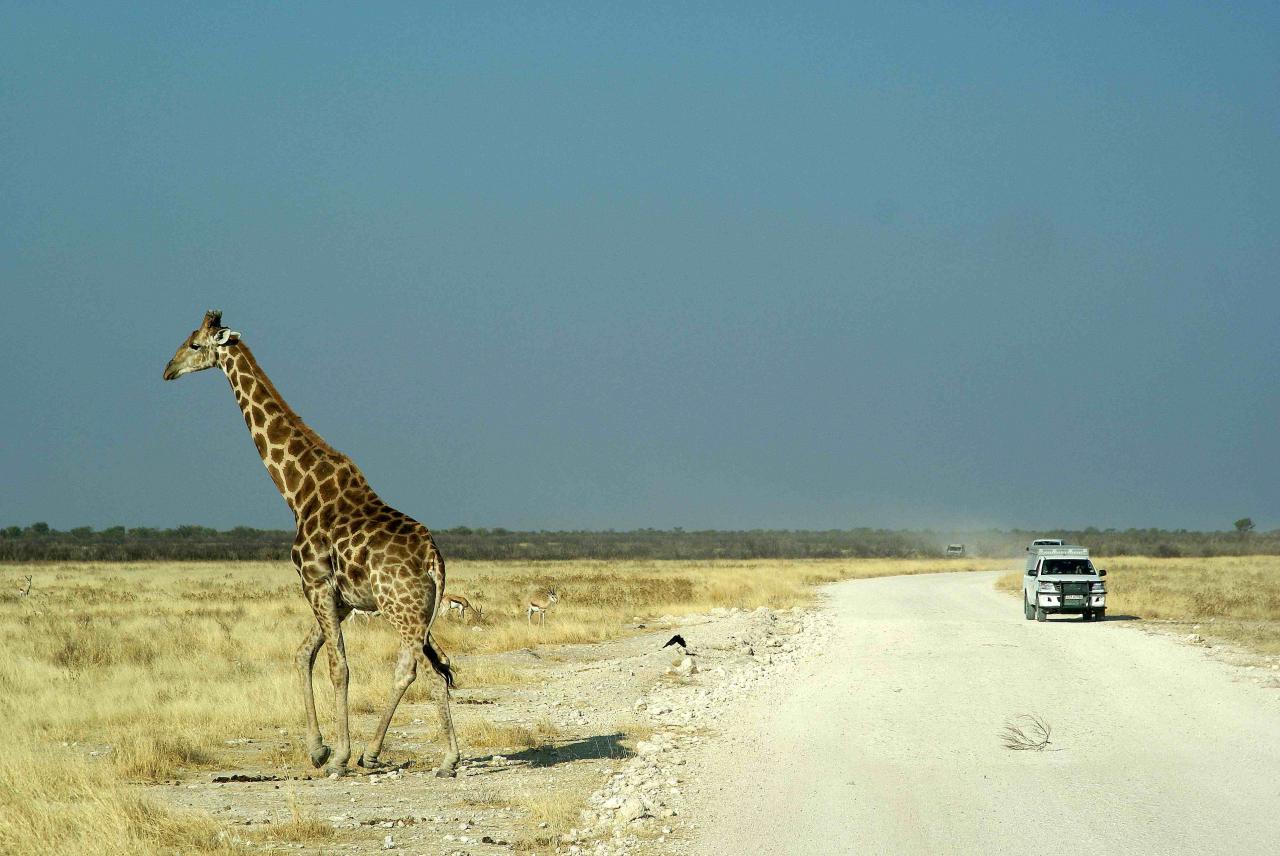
[[1023, 544, 1107, 622], [945, 544, 965, 557]]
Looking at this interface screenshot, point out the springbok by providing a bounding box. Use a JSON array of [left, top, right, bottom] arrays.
[[526, 589, 558, 625], [443, 594, 482, 623]]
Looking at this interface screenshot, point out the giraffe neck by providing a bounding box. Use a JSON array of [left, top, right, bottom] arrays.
[[217, 342, 340, 516]]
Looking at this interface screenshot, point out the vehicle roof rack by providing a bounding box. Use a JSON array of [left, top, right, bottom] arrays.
[[1029, 545, 1089, 558]]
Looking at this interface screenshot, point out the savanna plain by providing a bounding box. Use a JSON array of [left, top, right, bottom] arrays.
[[3, 555, 1278, 855]]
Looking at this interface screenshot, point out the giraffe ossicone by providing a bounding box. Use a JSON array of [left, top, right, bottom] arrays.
[[163, 310, 460, 778]]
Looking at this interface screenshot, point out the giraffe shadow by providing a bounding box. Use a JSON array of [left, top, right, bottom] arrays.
[[480, 732, 633, 770]]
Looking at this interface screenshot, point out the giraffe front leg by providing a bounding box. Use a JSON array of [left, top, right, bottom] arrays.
[[294, 624, 331, 768], [308, 592, 353, 778], [323, 630, 352, 776]]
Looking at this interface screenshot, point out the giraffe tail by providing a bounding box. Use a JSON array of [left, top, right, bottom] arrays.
[[422, 633, 455, 690]]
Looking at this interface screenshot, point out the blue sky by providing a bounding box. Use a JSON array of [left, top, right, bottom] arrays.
[[2, 2, 1277, 531]]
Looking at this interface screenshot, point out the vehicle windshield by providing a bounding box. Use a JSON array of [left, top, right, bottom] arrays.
[[1041, 558, 1094, 575]]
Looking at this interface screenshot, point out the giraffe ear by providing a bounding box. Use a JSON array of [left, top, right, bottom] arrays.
[[213, 328, 241, 345]]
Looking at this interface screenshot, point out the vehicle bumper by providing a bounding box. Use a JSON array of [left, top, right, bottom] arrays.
[[1037, 594, 1106, 613]]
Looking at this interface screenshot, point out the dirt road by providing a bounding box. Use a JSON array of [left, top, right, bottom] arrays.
[[691, 572, 1280, 856]]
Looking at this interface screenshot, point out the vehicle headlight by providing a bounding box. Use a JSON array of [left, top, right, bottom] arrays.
[[1037, 583, 1059, 593], [1090, 583, 1106, 593]]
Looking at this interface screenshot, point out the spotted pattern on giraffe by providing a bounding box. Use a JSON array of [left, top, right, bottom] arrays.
[[162, 310, 460, 778]]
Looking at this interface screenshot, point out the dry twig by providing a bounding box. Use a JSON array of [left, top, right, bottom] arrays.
[[1001, 714, 1053, 751]]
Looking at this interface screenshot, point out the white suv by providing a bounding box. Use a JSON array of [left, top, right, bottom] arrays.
[[1022, 544, 1107, 622]]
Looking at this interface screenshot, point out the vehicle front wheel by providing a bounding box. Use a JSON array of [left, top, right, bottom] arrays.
[[1024, 597, 1034, 620], [1035, 605, 1046, 622], [1096, 608, 1106, 621], [1082, 610, 1092, 621]]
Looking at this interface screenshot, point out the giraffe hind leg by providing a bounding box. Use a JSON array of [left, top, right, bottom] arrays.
[[422, 633, 460, 776], [360, 614, 459, 777], [360, 644, 417, 769]]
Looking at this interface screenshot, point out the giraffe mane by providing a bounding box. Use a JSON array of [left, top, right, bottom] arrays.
[[235, 343, 341, 456]]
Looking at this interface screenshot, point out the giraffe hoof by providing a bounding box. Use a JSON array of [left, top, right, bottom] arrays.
[[433, 752, 460, 778], [358, 752, 384, 769], [324, 763, 348, 779], [309, 745, 332, 768]]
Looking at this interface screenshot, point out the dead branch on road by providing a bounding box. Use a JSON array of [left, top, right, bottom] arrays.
[[1001, 714, 1053, 751]]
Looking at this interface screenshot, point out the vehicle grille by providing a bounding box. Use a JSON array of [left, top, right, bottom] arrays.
[[1061, 581, 1090, 598]]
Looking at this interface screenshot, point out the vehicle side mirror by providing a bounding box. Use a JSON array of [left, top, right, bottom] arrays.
[[1098, 569, 1107, 577], [1026, 569, 1036, 575]]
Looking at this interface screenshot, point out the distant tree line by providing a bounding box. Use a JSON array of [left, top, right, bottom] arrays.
[[1, 522, 1276, 562]]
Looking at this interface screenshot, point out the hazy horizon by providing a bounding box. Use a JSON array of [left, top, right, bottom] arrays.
[[3, 3, 1277, 533]]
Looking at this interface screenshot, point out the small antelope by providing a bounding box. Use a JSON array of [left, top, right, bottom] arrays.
[[17, 575, 32, 597], [527, 589, 559, 625], [443, 593, 482, 622]]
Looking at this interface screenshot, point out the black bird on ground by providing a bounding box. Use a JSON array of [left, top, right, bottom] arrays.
[[663, 634, 687, 651]]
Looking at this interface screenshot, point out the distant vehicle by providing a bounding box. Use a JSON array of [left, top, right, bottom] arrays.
[[945, 544, 965, 557], [1023, 543, 1107, 622], [1027, 538, 1063, 551]]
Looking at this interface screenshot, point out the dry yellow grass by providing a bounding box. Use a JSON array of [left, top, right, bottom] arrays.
[[996, 555, 1280, 654], [0, 556, 1002, 855], [0, 746, 242, 856], [245, 792, 340, 845]]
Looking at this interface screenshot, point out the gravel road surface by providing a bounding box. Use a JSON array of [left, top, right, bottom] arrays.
[[692, 571, 1280, 856]]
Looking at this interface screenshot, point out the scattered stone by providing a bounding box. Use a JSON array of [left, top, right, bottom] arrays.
[[211, 773, 284, 783], [616, 796, 645, 824]]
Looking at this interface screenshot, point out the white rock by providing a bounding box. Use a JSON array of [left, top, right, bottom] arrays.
[[382, 834, 395, 849], [616, 796, 645, 824]]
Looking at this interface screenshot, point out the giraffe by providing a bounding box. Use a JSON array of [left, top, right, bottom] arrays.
[[163, 311, 460, 778]]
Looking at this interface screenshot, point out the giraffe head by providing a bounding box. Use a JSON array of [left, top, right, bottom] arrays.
[[163, 310, 241, 381]]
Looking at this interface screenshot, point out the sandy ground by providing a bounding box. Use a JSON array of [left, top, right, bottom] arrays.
[[149, 571, 1280, 855], [689, 571, 1280, 856], [151, 603, 821, 855]]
